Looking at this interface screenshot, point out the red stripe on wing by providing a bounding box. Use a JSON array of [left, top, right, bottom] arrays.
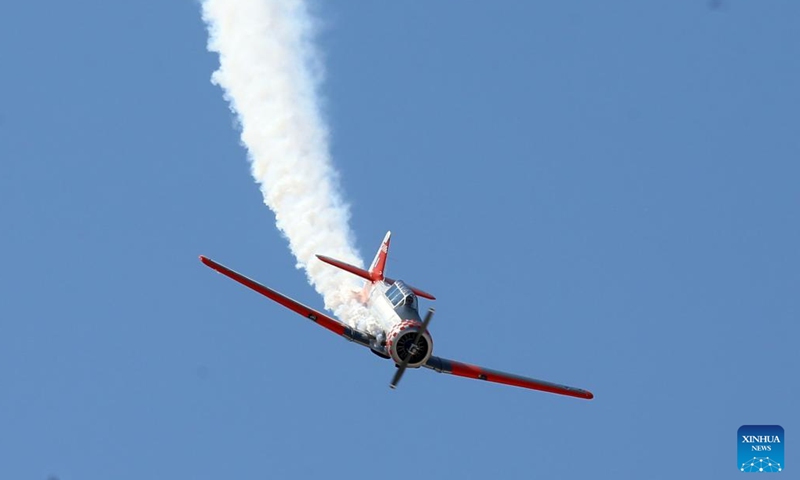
[[426, 356, 593, 400], [200, 255, 346, 336]]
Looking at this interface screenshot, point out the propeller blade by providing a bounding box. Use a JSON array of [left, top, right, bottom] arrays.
[[390, 308, 435, 389]]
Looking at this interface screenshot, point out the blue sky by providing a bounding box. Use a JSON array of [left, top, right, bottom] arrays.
[[1, 1, 798, 479]]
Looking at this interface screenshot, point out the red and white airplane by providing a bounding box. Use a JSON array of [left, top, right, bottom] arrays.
[[200, 232, 593, 399]]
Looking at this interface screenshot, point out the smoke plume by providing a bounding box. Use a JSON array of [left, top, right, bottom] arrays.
[[201, 0, 374, 332]]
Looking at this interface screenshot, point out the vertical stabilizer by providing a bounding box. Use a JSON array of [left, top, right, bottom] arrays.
[[368, 231, 391, 281], [316, 230, 435, 299]]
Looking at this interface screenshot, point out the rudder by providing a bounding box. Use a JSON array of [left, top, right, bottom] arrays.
[[368, 231, 391, 281]]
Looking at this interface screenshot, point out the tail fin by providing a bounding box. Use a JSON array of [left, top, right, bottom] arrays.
[[368, 231, 391, 282], [316, 230, 436, 300], [315, 231, 390, 283]]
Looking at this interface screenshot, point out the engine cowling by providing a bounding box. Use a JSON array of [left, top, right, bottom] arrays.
[[385, 319, 433, 368]]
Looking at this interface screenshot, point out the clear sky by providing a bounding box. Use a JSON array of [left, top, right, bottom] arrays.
[[1, 1, 798, 479]]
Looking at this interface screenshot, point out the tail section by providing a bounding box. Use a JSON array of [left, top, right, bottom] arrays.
[[316, 231, 436, 300], [315, 231, 391, 283], [368, 231, 391, 282]]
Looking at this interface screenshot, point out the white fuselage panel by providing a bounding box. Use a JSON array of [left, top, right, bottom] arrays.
[[366, 282, 402, 334]]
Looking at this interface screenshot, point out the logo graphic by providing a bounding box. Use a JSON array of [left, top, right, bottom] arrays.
[[739, 425, 784, 473]]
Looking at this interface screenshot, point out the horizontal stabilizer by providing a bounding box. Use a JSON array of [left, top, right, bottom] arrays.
[[316, 255, 372, 282], [316, 255, 436, 300]]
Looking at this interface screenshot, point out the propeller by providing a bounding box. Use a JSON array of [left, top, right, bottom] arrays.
[[390, 307, 435, 389]]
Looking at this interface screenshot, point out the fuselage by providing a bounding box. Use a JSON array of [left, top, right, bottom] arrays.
[[365, 280, 422, 332], [363, 279, 432, 367]]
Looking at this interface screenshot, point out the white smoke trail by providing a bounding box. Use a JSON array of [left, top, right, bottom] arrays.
[[202, 0, 376, 333]]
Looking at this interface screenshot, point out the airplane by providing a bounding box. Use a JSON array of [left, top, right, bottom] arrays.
[[199, 231, 594, 400]]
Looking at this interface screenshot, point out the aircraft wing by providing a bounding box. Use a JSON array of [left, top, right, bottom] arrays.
[[424, 356, 594, 400], [199, 256, 374, 347]]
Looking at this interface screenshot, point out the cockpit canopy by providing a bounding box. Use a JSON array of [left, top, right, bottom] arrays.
[[385, 280, 416, 309]]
